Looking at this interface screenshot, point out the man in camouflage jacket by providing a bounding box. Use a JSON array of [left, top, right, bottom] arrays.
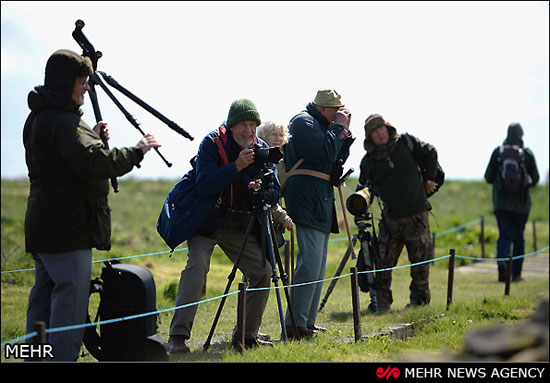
[[359, 114, 438, 313]]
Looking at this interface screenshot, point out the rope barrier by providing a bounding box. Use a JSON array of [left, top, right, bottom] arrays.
[[4, 217, 547, 275], [3, 247, 548, 347]]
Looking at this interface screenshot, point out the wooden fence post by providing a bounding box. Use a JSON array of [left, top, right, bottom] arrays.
[[504, 253, 513, 296], [480, 216, 485, 260], [532, 221, 537, 252], [32, 321, 47, 361], [446, 249, 455, 310], [350, 267, 362, 342], [235, 282, 247, 353]]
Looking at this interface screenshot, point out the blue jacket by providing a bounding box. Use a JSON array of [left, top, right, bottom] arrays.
[[157, 123, 280, 250], [285, 103, 352, 233]]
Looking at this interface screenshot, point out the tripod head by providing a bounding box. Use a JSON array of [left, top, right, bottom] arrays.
[[249, 166, 277, 208], [72, 20, 101, 70]]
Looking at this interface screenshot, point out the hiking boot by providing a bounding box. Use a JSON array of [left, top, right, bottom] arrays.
[[406, 300, 429, 309], [307, 324, 327, 333], [167, 335, 190, 354], [285, 325, 314, 339], [368, 302, 389, 314]]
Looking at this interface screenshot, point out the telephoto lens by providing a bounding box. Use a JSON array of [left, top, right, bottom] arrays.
[[346, 187, 371, 216]]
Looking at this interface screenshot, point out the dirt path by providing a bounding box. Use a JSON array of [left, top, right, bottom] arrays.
[[455, 251, 549, 278]]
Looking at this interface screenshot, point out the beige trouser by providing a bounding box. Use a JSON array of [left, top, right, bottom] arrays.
[[169, 227, 272, 339]]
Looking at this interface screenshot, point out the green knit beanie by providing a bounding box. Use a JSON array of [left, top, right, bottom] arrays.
[[226, 98, 261, 128]]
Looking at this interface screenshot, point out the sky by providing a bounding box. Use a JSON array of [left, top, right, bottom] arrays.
[[2, 1, 549, 185]]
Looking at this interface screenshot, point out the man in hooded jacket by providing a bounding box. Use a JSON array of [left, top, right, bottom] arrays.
[[23, 49, 160, 361], [359, 114, 438, 313], [484, 122, 539, 282]]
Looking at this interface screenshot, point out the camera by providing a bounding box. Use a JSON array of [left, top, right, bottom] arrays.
[[249, 144, 283, 165]]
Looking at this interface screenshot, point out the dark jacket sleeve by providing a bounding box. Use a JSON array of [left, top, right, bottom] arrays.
[[56, 117, 143, 180], [291, 117, 345, 164], [484, 148, 499, 184], [410, 134, 438, 180], [525, 148, 540, 186], [195, 135, 239, 198]]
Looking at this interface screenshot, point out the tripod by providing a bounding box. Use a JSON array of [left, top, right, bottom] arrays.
[[203, 170, 299, 351], [72, 19, 193, 192], [318, 212, 380, 313]]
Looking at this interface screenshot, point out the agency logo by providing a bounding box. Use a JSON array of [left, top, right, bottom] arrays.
[[376, 365, 401, 380]]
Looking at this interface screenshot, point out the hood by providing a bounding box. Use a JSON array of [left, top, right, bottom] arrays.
[[40, 49, 93, 107], [27, 87, 82, 116], [503, 122, 524, 146]]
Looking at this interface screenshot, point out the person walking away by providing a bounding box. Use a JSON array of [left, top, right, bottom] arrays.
[[484, 122, 539, 282]]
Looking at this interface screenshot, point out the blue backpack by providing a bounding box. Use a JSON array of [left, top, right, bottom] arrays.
[[156, 124, 257, 251]]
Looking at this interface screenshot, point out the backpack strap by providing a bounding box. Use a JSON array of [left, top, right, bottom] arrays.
[[215, 124, 230, 166], [286, 158, 331, 181], [82, 277, 104, 360], [214, 122, 259, 166]]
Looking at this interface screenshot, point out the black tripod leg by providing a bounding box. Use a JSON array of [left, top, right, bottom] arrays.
[[261, 207, 288, 342], [364, 239, 379, 314], [267, 213, 300, 340], [203, 207, 258, 352], [87, 83, 119, 193], [92, 73, 173, 168], [318, 236, 357, 312]]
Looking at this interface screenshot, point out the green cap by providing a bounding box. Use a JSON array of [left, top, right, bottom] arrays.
[[226, 98, 261, 128], [312, 89, 344, 107]]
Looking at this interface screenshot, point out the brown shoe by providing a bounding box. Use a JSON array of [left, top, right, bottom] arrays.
[[286, 325, 314, 339], [167, 335, 190, 354]]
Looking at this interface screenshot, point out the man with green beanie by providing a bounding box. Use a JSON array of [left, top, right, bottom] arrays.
[[24, 49, 161, 361], [484, 122, 539, 282], [358, 114, 438, 313], [164, 99, 279, 353]]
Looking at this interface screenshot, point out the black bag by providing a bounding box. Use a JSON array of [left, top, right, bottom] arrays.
[[83, 261, 168, 361], [496, 145, 531, 194]]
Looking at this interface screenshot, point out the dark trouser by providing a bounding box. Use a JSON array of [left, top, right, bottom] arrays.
[[170, 227, 271, 340], [495, 210, 528, 280], [25, 249, 92, 361], [375, 211, 433, 310]]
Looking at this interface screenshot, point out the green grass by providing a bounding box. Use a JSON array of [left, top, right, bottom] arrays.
[[1, 178, 548, 362]]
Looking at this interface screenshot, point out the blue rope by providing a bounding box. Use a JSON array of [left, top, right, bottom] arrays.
[[4, 248, 548, 347]]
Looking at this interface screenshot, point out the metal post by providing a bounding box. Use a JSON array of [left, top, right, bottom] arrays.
[[235, 282, 247, 354], [350, 267, 362, 342], [446, 249, 455, 310], [480, 216, 485, 259]]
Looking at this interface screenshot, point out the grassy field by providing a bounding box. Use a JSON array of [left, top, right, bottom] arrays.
[[1, 177, 548, 362]]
